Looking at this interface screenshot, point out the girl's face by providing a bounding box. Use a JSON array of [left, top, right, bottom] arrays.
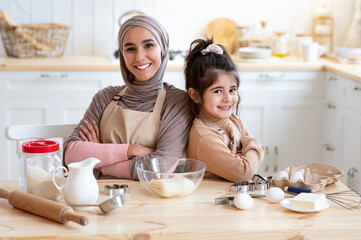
[[122, 27, 162, 82], [198, 72, 238, 121]]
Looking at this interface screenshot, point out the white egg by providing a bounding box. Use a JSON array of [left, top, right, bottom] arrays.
[[234, 193, 253, 210], [265, 187, 285, 203], [289, 171, 304, 183], [284, 167, 290, 174], [299, 169, 305, 175], [273, 171, 289, 181]]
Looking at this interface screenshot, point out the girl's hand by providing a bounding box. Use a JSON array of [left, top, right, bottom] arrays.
[[231, 151, 245, 159], [79, 120, 100, 143], [127, 144, 155, 159]]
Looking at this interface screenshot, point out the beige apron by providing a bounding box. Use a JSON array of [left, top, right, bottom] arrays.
[[100, 84, 166, 148]]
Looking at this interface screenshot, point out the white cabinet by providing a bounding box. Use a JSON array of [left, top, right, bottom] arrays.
[[0, 71, 112, 180], [324, 73, 361, 192], [239, 71, 325, 177]]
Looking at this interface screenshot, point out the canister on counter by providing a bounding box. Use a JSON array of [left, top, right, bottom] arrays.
[[272, 32, 291, 58], [20, 140, 63, 199]]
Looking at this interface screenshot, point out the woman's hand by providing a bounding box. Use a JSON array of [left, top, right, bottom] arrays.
[[79, 120, 100, 143], [127, 144, 155, 159]]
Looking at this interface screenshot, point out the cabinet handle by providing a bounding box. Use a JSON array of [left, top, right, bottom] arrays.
[[351, 85, 361, 91], [324, 144, 335, 151], [273, 146, 278, 172], [40, 73, 69, 78], [347, 167, 359, 190], [264, 146, 269, 172], [325, 103, 336, 109], [259, 73, 286, 79], [327, 75, 338, 81]]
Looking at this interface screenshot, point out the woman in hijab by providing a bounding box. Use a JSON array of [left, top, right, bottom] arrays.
[[63, 15, 194, 179]]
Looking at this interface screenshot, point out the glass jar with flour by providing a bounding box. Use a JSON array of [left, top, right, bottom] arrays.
[[20, 140, 63, 199]]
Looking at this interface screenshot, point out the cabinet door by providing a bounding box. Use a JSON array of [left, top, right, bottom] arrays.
[[240, 71, 325, 176], [339, 77, 361, 192], [323, 73, 342, 168], [273, 98, 324, 171], [238, 96, 273, 177], [340, 107, 361, 192]]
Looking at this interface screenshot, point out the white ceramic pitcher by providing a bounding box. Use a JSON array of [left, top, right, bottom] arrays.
[[52, 157, 100, 205]]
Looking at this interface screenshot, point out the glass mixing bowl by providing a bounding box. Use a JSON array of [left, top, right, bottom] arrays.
[[135, 158, 206, 198]]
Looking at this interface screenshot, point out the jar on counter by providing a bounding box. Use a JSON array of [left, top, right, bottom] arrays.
[[20, 140, 63, 199], [272, 32, 291, 58], [235, 26, 250, 49]]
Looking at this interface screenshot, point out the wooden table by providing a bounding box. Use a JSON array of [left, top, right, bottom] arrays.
[[0, 179, 360, 239]]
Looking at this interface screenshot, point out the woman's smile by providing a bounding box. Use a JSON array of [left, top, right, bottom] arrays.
[[123, 27, 162, 82]]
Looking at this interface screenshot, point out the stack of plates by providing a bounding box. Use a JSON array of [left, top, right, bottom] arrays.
[[335, 47, 361, 59], [238, 47, 272, 59]]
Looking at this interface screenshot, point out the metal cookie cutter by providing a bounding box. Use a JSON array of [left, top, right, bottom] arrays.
[[230, 174, 270, 194], [104, 184, 130, 196], [215, 194, 266, 206], [215, 196, 235, 206]]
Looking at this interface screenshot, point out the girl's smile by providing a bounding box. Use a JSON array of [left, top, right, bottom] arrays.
[[199, 72, 238, 121]]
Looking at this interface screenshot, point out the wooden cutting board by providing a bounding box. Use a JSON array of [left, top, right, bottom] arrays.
[[205, 18, 238, 54]]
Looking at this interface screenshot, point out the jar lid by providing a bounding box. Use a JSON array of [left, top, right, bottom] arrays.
[[22, 140, 59, 153]]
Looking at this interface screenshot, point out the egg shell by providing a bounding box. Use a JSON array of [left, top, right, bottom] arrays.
[[265, 187, 285, 203], [289, 171, 304, 183], [299, 168, 305, 175], [234, 193, 253, 210], [273, 170, 289, 181], [284, 167, 290, 174]]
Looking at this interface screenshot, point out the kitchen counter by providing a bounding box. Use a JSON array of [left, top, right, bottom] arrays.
[[0, 55, 360, 84], [1, 179, 361, 239]]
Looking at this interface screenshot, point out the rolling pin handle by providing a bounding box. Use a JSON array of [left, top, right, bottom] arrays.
[[0, 188, 10, 199], [62, 211, 89, 226]]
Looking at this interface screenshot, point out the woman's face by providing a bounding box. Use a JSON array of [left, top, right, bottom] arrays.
[[122, 27, 162, 82], [199, 72, 238, 121]]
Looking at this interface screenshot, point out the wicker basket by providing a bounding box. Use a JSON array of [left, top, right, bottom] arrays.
[[0, 19, 70, 58]]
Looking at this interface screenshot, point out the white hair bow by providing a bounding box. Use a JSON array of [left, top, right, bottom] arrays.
[[201, 44, 224, 55]]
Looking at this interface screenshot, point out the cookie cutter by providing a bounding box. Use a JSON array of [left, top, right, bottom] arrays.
[[104, 184, 130, 196], [71, 192, 126, 214], [215, 194, 266, 206], [230, 174, 270, 193]]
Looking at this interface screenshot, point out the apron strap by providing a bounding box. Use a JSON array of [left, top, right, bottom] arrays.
[[112, 84, 167, 113]]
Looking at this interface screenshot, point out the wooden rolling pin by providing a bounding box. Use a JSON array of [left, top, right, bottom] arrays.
[[0, 188, 88, 226]]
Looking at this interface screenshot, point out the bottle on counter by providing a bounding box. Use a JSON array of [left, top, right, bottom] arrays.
[[272, 32, 291, 58], [235, 26, 250, 49]]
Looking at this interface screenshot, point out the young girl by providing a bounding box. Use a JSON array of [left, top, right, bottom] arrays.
[[185, 38, 264, 182]]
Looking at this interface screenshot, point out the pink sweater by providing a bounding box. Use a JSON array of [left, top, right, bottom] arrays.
[[65, 141, 131, 178]]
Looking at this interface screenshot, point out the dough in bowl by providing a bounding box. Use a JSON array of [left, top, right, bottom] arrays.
[[150, 176, 196, 197]]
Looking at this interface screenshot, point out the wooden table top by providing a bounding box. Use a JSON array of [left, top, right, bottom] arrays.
[[0, 178, 360, 239]]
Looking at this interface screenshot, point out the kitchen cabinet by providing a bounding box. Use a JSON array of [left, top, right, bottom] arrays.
[[0, 71, 112, 180], [324, 73, 361, 192], [239, 71, 325, 177]]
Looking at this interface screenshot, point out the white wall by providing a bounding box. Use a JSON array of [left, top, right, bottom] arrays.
[[0, 0, 354, 57]]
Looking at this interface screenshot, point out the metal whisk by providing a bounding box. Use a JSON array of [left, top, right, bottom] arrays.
[[325, 190, 361, 210], [284, 187, 361, 210]]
